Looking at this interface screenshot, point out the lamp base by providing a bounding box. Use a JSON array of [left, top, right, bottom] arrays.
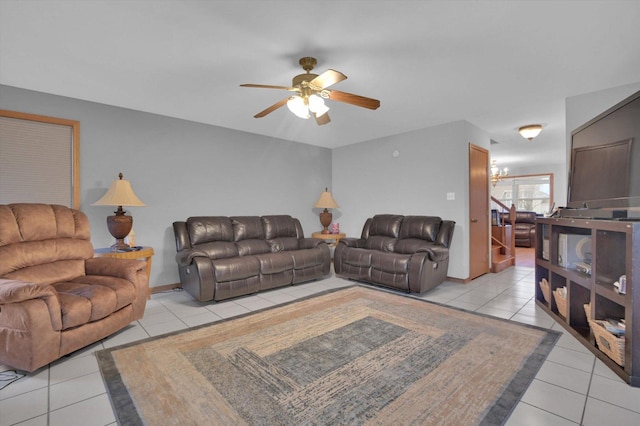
[[109, 239, 130, 251], [319, 209, 332, 234], [106, 207, 133, 250]]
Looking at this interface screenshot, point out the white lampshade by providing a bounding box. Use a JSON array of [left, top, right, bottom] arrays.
[[287, 96, 310, 119], [308, 94, 329, 117], [92, 173, 145, 207], [518, 124, 543, 141]]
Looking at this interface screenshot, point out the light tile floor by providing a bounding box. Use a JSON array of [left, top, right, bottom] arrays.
[[2, 267, 640, 425]]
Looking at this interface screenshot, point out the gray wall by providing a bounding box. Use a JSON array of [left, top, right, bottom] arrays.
[[5, 82, 636, 286], [332, 120, 491, 280], [0, 85, 332, 288]]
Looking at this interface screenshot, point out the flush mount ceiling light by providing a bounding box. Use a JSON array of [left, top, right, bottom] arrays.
[[518, 124, 543, 141]]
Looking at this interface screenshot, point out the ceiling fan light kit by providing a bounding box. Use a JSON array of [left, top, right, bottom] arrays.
[[287, 93, 329, 119], [241, 57, 380, 125], [287, 96, 310, 118]]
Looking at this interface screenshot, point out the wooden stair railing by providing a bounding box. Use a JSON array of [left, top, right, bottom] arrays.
[[491, 198, 516, 272]]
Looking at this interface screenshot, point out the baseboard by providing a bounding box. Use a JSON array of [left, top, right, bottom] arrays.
[[150, 283, 182, 294], [447, 276, 471, 284]]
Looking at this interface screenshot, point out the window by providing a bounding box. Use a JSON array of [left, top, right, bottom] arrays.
[[491, 174, 553, 215], [0, 110, 80, 208]]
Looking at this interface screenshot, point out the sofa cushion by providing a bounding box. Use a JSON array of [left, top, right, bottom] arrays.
[[371, 252, 410, 274], [291, 248, 327, 269], [515, 211, 537, 224], [262, 215, 298, 239], [1, 259, 88, 290], [339, 248, 373, 268], [364, 236, 397, 252], [187, 217, 233, 245], [0, 204, 94, 284], [367, 215, 403, 238], [500, 211, 537, 225], [235, 239, 271, 256], [193, 241, 239, 260], [231, 217, 265, 241], [256, 252, 294, 274], [394, 238, 437, 254], [70, 275, 136, 312], [52, 281, 119, 329], [212, 257, 260, 282], [399, 216, 441, 242], [0, 204, 90, 244], [268, 237, 300, 252]]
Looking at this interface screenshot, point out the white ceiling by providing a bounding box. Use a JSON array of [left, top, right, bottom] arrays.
[[2, 0, 640, 169]]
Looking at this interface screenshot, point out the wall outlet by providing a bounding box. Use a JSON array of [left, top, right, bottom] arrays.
[[446, 192, 455, 200]]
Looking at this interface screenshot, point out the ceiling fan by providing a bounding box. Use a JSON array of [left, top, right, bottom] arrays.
[[240, 57, 380, 125]]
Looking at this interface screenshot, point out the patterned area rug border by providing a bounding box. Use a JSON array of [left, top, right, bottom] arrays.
[[96, 284, 560, 425]]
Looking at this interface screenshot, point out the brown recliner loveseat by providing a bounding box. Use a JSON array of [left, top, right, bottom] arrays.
[[0, 204, 149, 372], [334, 214, 455, 294], [173, 215, 331, 302]]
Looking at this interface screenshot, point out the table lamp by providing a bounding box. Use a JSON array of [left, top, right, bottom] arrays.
[[314, 188, 339, 234], [92, 172, 145, 250]]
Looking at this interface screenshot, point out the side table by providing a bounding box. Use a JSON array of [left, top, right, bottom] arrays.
[[311, 232, 346, 247], [94, 246, 154, 297]]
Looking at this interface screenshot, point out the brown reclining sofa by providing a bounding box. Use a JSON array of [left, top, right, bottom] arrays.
[[173, 215, 331, 302]]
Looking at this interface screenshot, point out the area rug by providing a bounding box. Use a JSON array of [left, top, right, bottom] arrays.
[[96, 286, 559, 425]]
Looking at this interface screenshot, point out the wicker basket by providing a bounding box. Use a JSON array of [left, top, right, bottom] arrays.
[[553, 288, 567, 318], [539, 278, 551, 304], [589, 319, 625, 366], [584, 304, 591, 321], [584, 304, 625, 366]]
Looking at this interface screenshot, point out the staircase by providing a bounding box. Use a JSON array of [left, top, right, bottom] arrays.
[[491, 242, 515, 273], [491, 199, 516, 273]]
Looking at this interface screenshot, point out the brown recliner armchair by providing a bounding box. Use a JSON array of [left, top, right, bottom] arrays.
[[0, 203, 149, 372], [501, 211, 537, 247]]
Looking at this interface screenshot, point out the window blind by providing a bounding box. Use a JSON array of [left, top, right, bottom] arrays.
[[0, 115, 75, 207]]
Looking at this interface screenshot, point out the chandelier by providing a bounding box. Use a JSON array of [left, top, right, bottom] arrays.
[[491, 160, 508, 187]]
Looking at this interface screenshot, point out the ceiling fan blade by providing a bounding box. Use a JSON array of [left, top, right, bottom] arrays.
[[328, 90, 381, 110], [315, 112, 331, 125], [309, 70, 347, 89], [254, 98, 289, 118], [240, 84, 295, 91]]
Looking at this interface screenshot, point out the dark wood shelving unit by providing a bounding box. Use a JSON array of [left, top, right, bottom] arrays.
[[535, 217, 640, 386]]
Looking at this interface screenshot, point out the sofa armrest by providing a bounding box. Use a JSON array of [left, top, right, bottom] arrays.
[[85, 257, 146, 279], [0, 279, 62, 331], [337, 238, 365, 248], [300, 238, 323, 249], [415, 245, 449, 262], [175, 249, 210, 267]]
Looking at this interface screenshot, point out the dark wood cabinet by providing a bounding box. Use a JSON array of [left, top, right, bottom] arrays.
[[535, 217, 640, 386]]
